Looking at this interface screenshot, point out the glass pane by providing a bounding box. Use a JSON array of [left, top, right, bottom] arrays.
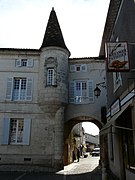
[[14, 79, 20, 89], [13, 78, 26, 100], [47, 69, 54, 85], [10, 119, 24, 144], [82, 82, 87, 96], [76, 66, 81, 71], [17, 119, 24, 143], [10, 119, 17, 143], [21, 59, 27, 66], [21, 79, 26, 89]]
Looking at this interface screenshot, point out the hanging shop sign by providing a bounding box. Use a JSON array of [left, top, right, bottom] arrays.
[[106, 42, 130, 71]]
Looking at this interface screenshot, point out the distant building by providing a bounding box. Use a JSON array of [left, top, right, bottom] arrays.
[[85, 133, 99, 152]]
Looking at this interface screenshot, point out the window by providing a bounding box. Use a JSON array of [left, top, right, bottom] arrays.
[[13, 78, 26, 100], [47, 68, 54, 86], [75, 81, 87, 103], [70, 64, 87, 72], [6, 77, 33, 101], [113, 72, 122, 92], [21, 59, 27, 67], [1, 118, 31, 145], [69, 80, 94, 104], [15, 59, 33, 67], [10, 118, 24, 144]]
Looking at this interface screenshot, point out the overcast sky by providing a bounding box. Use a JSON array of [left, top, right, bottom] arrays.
[[0, 0, 110, 58]]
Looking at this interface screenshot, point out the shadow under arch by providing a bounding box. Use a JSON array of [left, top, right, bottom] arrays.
[[64, 115, 102, 165]]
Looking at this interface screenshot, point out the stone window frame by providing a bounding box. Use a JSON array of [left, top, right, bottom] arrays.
[[44, 57, 57, 87]]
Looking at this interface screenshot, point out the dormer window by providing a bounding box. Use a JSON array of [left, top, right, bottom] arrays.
[[15, 59, 33, 67], [70, 64, 87, 72], [21, 59, 27, 67]]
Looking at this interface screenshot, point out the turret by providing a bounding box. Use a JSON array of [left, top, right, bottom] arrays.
[[38, 8, 70, 110]]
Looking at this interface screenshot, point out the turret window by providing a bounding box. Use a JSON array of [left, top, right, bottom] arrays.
[[47, 68, 54, 86]]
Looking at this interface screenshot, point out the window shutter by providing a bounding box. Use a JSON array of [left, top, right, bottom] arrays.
[[88, 80, 94, 103], [26, 78, 33, 100], [6, 78, 13, 100], [23, 119, 31, 145], [15, 59, 22, 67], [70, 65, 76, 72], [69, 81, 75, 103], [1, 118, 10, 145], [27, 59, 34, 67], [81, 64, 87, 72]]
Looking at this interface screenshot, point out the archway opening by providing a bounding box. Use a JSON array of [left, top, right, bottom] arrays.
[[64, 117, 102, 166]]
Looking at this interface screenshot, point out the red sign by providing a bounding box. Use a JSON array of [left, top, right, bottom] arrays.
[[106, 42, 130, 72]]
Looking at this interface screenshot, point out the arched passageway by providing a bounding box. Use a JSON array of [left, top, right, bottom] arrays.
[[64, 116, 102, 165]]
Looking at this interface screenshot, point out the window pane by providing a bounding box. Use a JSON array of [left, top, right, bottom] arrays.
[[76, 82, 81, 90], [10, 119, 17, 143], [20, 78, 26, 100], [47, 69, 54, 85], [14, 79, 20, 89], [75, 81, 88, 103], [13, 78, 26, 100], [76, 66, 81, 71], [17, 119, 24, 143], [21, 59, 27, 67], [10, 119, 24, 144], [82, 82, 87, 96]]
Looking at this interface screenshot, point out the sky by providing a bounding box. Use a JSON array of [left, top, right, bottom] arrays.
[[82, 122, 99, 135], [0, 0, 110, 58]]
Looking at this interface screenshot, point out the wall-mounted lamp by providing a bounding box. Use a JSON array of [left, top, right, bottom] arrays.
[[94, 82, 106, 97]]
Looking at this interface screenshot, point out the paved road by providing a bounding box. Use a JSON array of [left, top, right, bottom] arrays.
[[0, 155, 102, 180]]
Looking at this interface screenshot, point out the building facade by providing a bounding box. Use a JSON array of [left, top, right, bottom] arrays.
[[100, 0, 135, 179], [0, 8, 106, 172]]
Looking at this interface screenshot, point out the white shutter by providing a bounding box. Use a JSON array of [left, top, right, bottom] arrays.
[[1, 118, 10, 145], [70, 65, 76, 72], [27, 59, 34, 67], [88, 80, 94, 103], [15, 59, 22, 67], [6, 78, 13, 100], [81, 64, 87, 72], [69, 81, 75, 103], [23, 119, 31, 145], [26, 78, 33, 100]]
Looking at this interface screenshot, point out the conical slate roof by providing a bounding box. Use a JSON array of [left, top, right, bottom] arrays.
[[40, 8, 69, 52]]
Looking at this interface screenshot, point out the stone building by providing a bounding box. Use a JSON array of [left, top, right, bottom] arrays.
[[0, 8, 106, 172]]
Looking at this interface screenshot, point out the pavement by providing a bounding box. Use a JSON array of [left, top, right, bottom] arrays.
[[57, 155, 102, 180], [0, 154, 118, 179]]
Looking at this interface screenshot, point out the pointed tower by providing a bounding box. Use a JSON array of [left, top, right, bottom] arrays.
[[39, 7, 70, 106], [38, 8, 70, 170], [40, 7, 70, 53]]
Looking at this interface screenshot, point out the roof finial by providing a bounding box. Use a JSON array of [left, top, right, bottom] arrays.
[[52, 7, 54, 11]]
